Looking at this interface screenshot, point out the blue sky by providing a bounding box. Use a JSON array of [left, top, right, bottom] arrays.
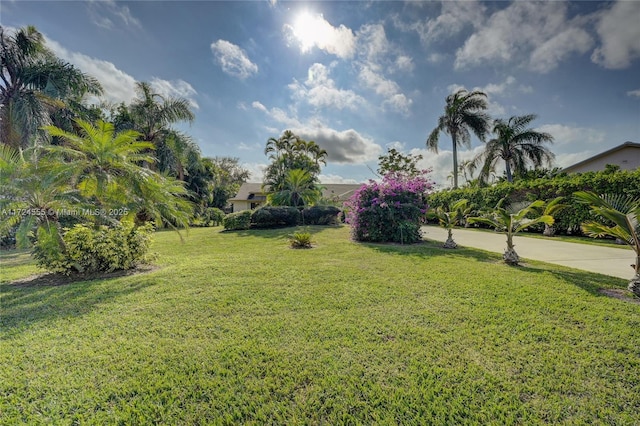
[[3, 0, 639, 187]]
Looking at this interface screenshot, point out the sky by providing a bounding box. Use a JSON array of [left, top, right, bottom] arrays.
[[2, 0, 639, 187]]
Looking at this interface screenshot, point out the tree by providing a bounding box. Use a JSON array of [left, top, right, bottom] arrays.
[[0, 25, 102, 149], [268, 169, 321, 207], [428, 199, 471, 249], [377, 148, 423, 178], [206, 156, 250, 209], [427, 89, 490, 189], [575, 191, 640, 297], [0, 145, 80, 248], [474, 114, 554, 183], [43, 120, 193, 230], [263, 130, 327, 198], [468, 199, 554, 265], [118, 81, 195, 174]]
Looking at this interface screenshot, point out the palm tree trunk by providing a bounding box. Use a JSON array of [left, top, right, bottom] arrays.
[[452, 133, 459, 189], [505, 160, 513, 183]]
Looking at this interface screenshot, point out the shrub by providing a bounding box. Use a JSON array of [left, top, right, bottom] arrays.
[[223, 210, 251, 231], [428, 169, 640, 235], [289, 231, 313, 248], [33, 221, 155, 275], [250, 206, 300, 228], [344, 172, 433, 244], [301, 205, 341, 225], [207, 208, 226, 226]]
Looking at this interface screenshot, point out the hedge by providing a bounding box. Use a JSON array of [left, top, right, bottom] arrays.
[[427, 169, 640, 234]]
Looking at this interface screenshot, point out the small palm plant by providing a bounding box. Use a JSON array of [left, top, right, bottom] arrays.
[[428, 199, 470, 249], [575, 191, 640, 297], [468, 198, 554, 265], [288, 230, 314, 249]]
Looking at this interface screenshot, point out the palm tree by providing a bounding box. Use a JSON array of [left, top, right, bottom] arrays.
[[43, 120, 193, 230], [427, 89, 490, 189], [0, 145, 81, 248], [475, 114, 554, 183], [428, 199, 471, 248], [124, 81, 195, 173], [468, 199, 554, 265], [0, 25, 102, 149], [575, 191, 640, 296], [269, 169, 321, 207]]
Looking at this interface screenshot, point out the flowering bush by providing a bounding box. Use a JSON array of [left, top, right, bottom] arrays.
[[344, 172, 434, 243]]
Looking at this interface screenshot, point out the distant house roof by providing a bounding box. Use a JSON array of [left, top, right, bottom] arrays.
[[228, 183, 265, 201], [229, 182, 363, 202], [562, 141, 640, 173]]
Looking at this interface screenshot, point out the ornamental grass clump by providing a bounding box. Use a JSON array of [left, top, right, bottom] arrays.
[[344, 172, 433, 244]]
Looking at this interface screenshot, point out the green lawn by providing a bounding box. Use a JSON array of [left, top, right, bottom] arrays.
[[1, 226, 639, 424]]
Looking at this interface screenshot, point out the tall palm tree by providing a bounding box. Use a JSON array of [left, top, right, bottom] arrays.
[[427, 89, 490, 189], [475, 114, 554, 183], [575, 191, 640, 296], [125, 81, 195, 173], [0, 25, 102, 149]]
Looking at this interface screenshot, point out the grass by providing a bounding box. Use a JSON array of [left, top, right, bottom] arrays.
[[1, 226, 639, 424]]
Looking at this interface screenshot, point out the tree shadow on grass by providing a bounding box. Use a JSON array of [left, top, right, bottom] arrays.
[[364, 238, 636, 302], [0, 267, 158, 336], [517, 263, 635, 300], [227, 225, 343, 240], [363, 238, 500, 264]]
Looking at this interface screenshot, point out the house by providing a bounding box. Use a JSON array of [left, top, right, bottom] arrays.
[[228, 182, 363, 212], [562, 141, 640, 173]]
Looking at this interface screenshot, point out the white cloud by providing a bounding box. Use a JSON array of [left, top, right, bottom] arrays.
[[591, 1, 640, 69], [150, 77, 199, 109], [530, 27, 593, 73], [627, 89, 640, 98], [391, 1, 485, 47], [359, 66, 412, 114], [46, 38, 137, 104], [284, 13, 356, 59], [356, 24, 391, 67], [87, 0, 142, 30], [455, 2, 593, 72], [392, 55, 415, 73], [318, 174, 360, 184], [211, 40, 258, 79], [251, 101, 267, 112], [410, 146, 487, 189], [242, 162, 268, 182], [288, 63, 367, 111], [292, 126, 382, 164], [535, 124, 605, 147]]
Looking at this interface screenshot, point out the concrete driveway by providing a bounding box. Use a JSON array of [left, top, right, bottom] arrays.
[[421, 225, 635, 280]]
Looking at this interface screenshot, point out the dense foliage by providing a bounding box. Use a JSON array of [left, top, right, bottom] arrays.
[[301, 205, 341, 225], [377, 148, 424, 177], [428, 169, 640, 234], [222, 210, 252, 231], [250, 206, 300, 228], [345, 172, 433, 244], [33, 221, 154, 274], [262, 130, 326, 206]]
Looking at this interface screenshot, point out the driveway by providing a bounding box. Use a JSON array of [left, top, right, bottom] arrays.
[[421, 225, 635, 280]]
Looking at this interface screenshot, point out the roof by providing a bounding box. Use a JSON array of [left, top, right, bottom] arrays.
[[229, 182, 363, 202], [228, 183, 265, 201], [562, 141, 640, 173]]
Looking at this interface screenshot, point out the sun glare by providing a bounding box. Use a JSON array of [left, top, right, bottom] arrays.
[[291, 12, 331, 52]]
